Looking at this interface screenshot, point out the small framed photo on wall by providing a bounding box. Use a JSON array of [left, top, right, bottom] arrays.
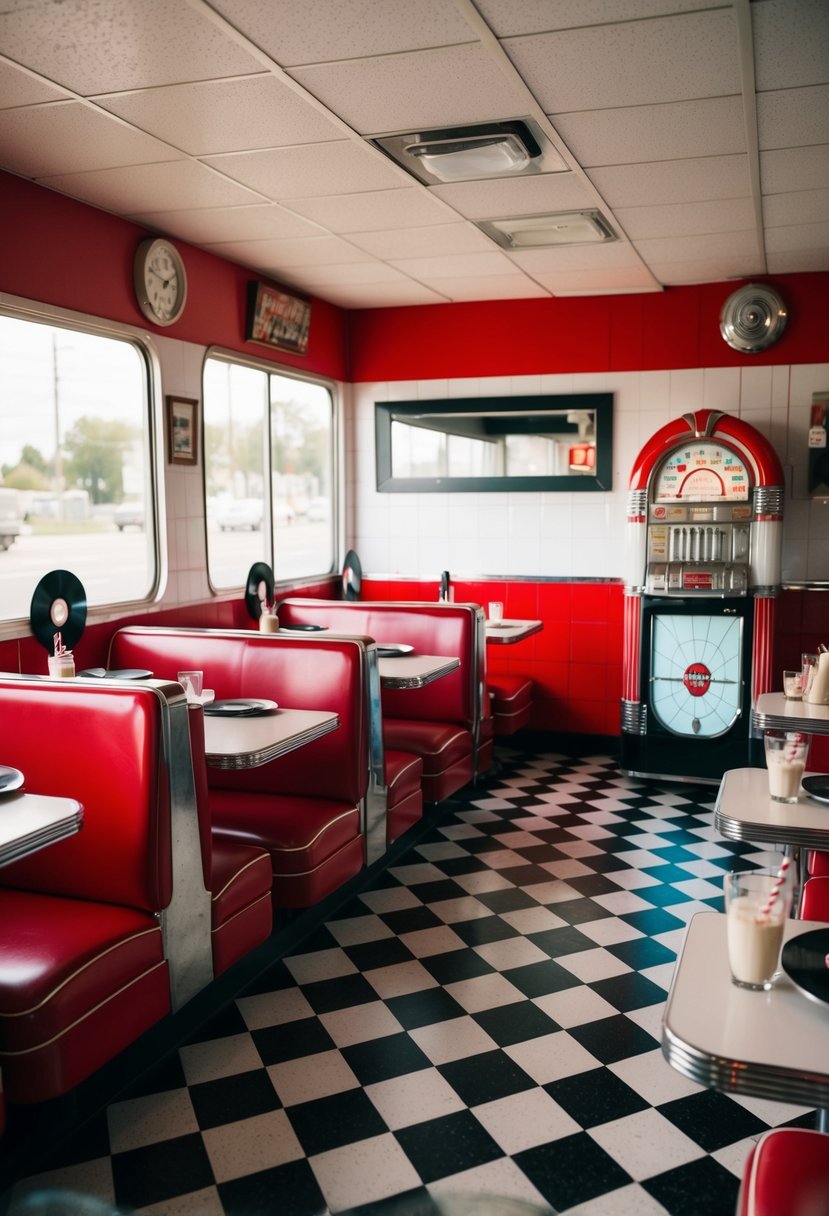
[[246, 281, 312, 355], [166, 396, 199, 465]]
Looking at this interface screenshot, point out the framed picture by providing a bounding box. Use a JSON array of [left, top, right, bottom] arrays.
[[166, 396, 199, 465], [246, 281, 311, 355]]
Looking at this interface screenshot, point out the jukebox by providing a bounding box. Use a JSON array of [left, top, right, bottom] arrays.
[[621, 408, 784, 782]]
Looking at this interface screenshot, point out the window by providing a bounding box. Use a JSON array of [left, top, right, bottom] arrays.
[[0, 312, 155, 622], [204, 356, 334, 588]]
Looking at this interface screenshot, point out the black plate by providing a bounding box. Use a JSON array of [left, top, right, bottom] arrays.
[[377, 644, 414, 657], [801, 775, 829, 805], [781, 928, 829, 1007], [204, 698, 278, 717], [0, 766, 24, 794], [284, 623, 327, 632], [78, 668, 153, 680]]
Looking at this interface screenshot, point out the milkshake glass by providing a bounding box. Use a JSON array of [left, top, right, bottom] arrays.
[[724, 865, 794, 990], [764, 730, 808, 803]]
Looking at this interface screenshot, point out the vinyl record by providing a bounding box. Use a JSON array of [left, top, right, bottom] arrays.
[[245, 562, 275, 620], [342, 549, 362, 600], [30, 569, 87, 651]]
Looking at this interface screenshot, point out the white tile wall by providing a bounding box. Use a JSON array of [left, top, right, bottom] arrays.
[[350, 365, 829, 583]]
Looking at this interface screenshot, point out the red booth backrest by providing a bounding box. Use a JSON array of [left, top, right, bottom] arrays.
[[108, 628, 370, 805], [277, 600, 479, 728], [0, 680, 172, 912]]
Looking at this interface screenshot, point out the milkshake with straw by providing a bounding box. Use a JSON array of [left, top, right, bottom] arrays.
[[764, 730, 808, 803], [47, 631, 75, 679], [725, 859, 794, 990]]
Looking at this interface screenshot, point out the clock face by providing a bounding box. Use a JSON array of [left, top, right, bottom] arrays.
[[649, 613, 743, 738], [134, 238, 187, 326], [653, 441, 750, 502]]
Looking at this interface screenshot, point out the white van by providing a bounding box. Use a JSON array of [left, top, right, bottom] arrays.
[[0, 488, 22, 551]]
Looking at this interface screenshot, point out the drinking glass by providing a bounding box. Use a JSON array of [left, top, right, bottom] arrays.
[[764, 730, 808, 803], [177, 670, 203, 701], [782, 670, 803, 699], [724, 865, 794, 990], [488, 601, 504, 625]]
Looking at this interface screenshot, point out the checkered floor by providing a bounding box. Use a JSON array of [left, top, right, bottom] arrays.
[[6, 747, 816, 1216]]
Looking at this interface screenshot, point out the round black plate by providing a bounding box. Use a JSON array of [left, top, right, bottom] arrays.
[[30, 569, 87, 651], [342, 550, 362, 601], [801, 775, 829, 806], [245, 562, 275, 621], [377, 644, 414, 657], [284, 623, 326, 631], [78, 668, 153, 680], [781, 928, 829, 1007], [204, 698, 278, 717]]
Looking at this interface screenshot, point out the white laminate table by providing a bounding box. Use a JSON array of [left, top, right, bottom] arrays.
[[0, 791, 83, 867], [716, 767, 829, 853], [753, 692, 829, 734], [663, 911, 829, 1125], [378, 654, 459, 689], [484, 619, 543, 645], [204, 707, 339, 769]]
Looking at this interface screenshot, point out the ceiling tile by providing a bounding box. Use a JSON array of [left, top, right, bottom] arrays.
[[588, 155, 750, 208], [388, 251, 519, 279], [38, 159, 262, 214], [287, 262, 412, 288], [752, 0, 829, 92], [757, 85, 829, 151], [288, 44, 527, 135], [0, 60, 69, 108], [347, 223, 494, 259], [307, 281, 448, 308], [125, 204, 322, 244], [551, 97, 746, 167], [282, 188, 454, 233], [761, 145, 829, 193], [427, 274, 550, 301], [209, 0, 474, 66], [476, 0, 712, 37], [631, 229, 761, 265], [648, 255, 766, 284], [506, 240, 648, 272], [96, 76, 345, 156], [0, 101, 183, 177], [203, 235, 372, 269], [531, 265, 661, 294], [0, 0, 262, 95], [763, 188, 829, 227], [767, 248, 829, 273], [429, 172, 595, 220], [614, 198, 757, 241], [203, 141, 406, 199], [764, 220, 829, 253], [504, 9, 739, 112]]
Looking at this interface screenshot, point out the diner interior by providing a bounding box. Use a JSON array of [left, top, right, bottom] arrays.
[[1, 1, 829, 1214]]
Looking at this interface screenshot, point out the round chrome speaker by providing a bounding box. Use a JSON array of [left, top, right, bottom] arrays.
[[720, 284, 787, 353]]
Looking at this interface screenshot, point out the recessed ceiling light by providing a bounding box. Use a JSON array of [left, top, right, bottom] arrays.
[[371, 119, 568, 186], [476, 210, 617, 249]]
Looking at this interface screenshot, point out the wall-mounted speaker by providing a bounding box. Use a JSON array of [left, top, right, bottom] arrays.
[[720, 284, 787, 353]]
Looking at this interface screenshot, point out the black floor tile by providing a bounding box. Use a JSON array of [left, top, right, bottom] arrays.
[[545, 1066, 650, 1127], [395, 1110, 504, 1184], [515, 1132, 633, 1210], [438, 1049, 536, 1106]]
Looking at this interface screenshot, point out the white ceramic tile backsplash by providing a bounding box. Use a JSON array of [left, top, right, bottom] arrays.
[[350, 365, 829, 582]]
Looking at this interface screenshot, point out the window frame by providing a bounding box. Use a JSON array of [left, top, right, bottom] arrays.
[[0, 293, 164, 635], [202, 346, 341, 593]]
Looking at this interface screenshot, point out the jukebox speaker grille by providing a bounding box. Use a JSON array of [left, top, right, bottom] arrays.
[[720, 284, 787, 353]]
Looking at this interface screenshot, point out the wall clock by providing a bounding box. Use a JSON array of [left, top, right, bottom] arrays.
[[133, 237, 187, 327]]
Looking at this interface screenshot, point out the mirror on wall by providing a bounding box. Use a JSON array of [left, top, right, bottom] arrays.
[[375, 394, 613, 492]]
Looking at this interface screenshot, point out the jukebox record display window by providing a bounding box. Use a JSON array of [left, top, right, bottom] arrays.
[[650, 612, 743, 737], [653, 442, 750, 502]]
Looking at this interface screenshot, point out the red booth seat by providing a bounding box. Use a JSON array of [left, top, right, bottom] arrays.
[[737, 1128, 829, 1215], [385, 749, 424, 844], [0, 680, 173, 1104], [799, 875, 829, 920], [277, 600, 486, 800], [487, 675, 533, 736], [109, 628, 369, 908]]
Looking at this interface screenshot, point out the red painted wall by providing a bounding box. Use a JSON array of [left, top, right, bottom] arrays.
[[0, 173, 349, 382], [347, 274, 828, 380]]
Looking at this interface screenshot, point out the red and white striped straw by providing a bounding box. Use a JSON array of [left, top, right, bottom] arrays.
[[758, 856, 790, 920]]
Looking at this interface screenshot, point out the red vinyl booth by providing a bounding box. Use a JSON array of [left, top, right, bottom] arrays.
[[737, 1128, 829, 1215], [0, 679, 173, 1105], [277, 599, 487, 801], [109, 627, 370, 908]]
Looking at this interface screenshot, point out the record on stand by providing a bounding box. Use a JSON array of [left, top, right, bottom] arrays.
[[30, 569, 87, 651], [342, 550, 362, 601], [245, 562, 275, 621]]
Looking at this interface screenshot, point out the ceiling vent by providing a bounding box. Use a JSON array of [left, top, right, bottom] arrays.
[[476, 210, 617, 250], [371, 119, 568, 186], [719, 284, 788, 353]]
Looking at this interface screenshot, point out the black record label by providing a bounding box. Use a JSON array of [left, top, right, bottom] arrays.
[[245, 561, 275, 620], [30, 569, 88, 651]]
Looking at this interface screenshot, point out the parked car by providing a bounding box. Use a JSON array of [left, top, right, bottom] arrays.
[[216, 498, 263, 531], [114, 500, 145, 531], [306, 496, 329, 521], [0, 488, 22, 551]]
